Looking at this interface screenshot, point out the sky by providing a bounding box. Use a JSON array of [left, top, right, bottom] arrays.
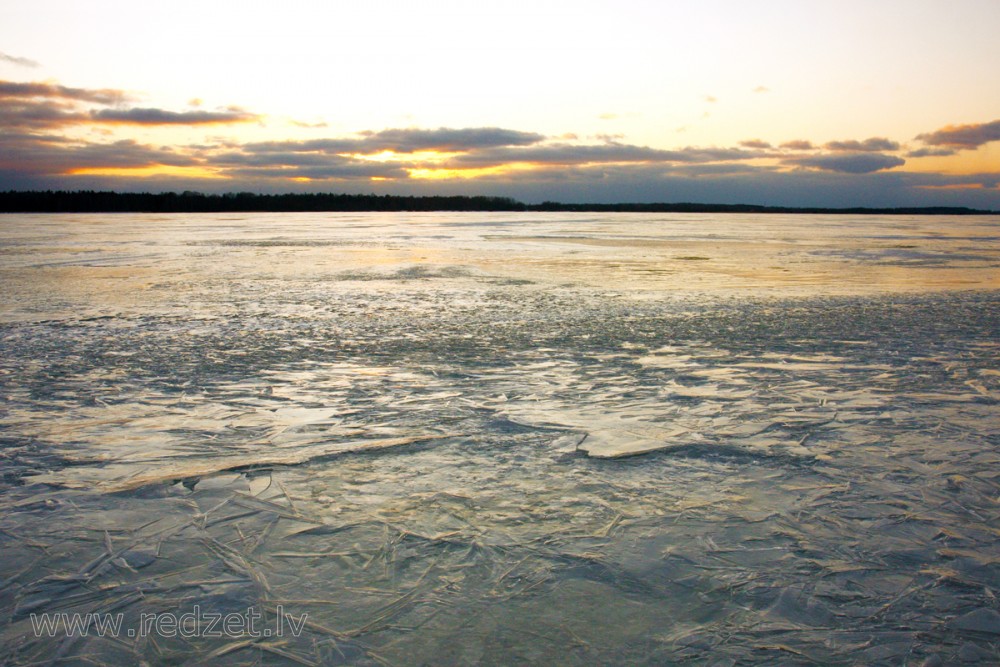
[[2, 0, 1000, 207]]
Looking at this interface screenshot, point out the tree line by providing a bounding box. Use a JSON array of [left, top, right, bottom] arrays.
[[0, 190, 993, 215]]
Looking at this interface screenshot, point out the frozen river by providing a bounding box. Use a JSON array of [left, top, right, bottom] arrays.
[[1, 212, 999, 664]]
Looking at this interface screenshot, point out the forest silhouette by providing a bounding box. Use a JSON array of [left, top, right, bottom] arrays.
[[0, 190, 993, 215]]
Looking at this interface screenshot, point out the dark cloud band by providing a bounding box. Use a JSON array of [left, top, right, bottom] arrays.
[[824, 138, 900, 152], [247, 127, 547, 156], [0, 80, 130, 105], [917, 120, 1000, 149], [0, 80, 260, 130], [785, 153, 905, 174], [91, 108, 258, 125]]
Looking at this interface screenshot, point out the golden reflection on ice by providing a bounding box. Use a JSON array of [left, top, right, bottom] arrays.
[[1, 212, 997, 325]]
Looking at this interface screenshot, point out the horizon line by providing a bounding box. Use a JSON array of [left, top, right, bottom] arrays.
[[1, 190, 997, 216]]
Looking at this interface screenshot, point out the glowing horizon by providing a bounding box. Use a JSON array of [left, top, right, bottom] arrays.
[[2, 0, 1000, 207]]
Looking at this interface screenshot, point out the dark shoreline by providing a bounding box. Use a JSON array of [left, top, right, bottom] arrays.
[[1, 190, 996, 215]]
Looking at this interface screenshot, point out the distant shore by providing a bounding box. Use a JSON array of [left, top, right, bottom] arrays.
[[1, 190, 996, 215]]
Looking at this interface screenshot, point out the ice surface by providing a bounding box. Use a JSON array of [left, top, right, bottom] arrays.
[[1, 212, 999, 665]]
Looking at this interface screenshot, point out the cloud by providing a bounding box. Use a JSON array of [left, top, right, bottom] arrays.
[[906, 147, 957, 158], [359, 127, 546, 153], [0, 99, 259, 130], [90, 107, 259, 125], [0, 99, 85, 129], [753, 86, 770, 94], [0, 129, 403, 183], [916, 119, 1000, 148], [66, 140, 201, 169], [785, 153, 905, 174], [225, 163, 409, 181], [704, 95, 717, 103], [0, 111, 780, 190], [172, 142, 415, 181], [212, 150, 365, 168], [6, 129, 999, 209], [291, 119, 329, 128], [0, 133, 200, 174], [780, 140, 814, 151], [244, 138, 366, 154], [0, 80, 132, 105], [445, 143, 767, 169], [245, 127, 546, 156], [0, 52, 40, 68], [2, 125, 774, 188], [669, 163, 776, 177], [1, 76, 996, 208], [205, 131, 553, 180], [0, 80, 261, 130], [824, 137, 900, 152]]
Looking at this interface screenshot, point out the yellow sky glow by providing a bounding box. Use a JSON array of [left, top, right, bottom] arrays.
[[904, 145, 1000, 176], [67, 165, 224, 179], [407, 165, 535, 180]]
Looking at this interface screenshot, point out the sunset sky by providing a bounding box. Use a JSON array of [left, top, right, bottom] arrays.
[[2, 0, 1000, 207]]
